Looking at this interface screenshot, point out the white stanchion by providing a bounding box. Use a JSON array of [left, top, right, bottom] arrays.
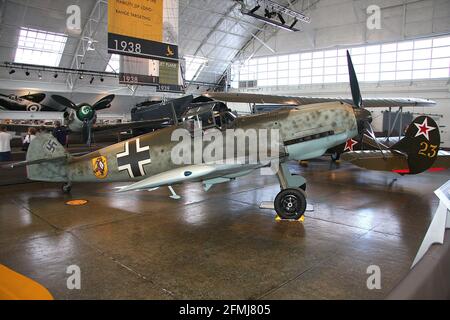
[[411, 180, 450, 268]]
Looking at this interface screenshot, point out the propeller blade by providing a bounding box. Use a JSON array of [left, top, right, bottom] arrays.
[[346, 50, 363, 108], [92, 94, 115, 110], [51, 95, 78, 111]]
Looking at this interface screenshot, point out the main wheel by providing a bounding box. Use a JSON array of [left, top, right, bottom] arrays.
[[274, 188, 307, 220], [62, 183, 72, 193]]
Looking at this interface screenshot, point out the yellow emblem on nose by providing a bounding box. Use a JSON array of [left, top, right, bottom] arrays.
[[91, 156, 108, 179]]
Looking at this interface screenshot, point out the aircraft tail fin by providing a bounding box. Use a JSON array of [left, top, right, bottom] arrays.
[[25, 133, 70, 182], [390, 115, 440, 174]]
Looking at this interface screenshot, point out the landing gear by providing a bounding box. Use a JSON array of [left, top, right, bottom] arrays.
[[62, 182, 72, 193], [273, 162, 308, 220], [331, 152, 340, 162], [274, 188, 307, 220]]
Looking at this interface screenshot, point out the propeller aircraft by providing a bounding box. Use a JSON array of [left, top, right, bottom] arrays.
[[2, 94, 172, 145], [3, 52, 443, 220], [0, 92, 49, 111]]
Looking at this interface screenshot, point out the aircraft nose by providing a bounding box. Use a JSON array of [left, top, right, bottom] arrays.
[[354, 108, 372, 133], [354, 108, 372, 123]]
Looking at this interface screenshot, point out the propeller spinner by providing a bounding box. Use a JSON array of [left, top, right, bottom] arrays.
[[50, 94, 114, 145]]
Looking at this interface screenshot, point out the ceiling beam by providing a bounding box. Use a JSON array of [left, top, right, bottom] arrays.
[[66, 0, 108, 91]]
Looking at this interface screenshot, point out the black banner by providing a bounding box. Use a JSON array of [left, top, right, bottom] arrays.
[[108, 33, 179, 62], [119, 73, 184, 93]]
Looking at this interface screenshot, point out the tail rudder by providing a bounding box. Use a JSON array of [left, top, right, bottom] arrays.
[[26, 133, 69, 181], [390, 116, 440, 174]]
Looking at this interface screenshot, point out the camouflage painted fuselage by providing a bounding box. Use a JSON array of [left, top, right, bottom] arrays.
[[27, 101, 357, 184]]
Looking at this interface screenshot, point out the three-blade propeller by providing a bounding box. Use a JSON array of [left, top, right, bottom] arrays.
[[346, 50, 384, 155], [50, 94, 115, 145]]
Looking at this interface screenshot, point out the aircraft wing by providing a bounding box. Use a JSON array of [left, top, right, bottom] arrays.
[[203, 92, 436, 108], [92, 118, 173, 135], [117, 162, 270, 193], [2, 155, 68, 169]]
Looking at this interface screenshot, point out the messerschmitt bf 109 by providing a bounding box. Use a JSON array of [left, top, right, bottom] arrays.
[[3, 52, 442, 220]]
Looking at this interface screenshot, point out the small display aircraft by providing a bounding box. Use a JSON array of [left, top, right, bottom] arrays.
[[3, 94, 171, 144], [4, 52, 442, 220], [0, 92, 50, 111]]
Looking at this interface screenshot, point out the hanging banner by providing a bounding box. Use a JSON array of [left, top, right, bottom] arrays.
[[108, 0, 179, 62], [119, 55, 184, 93]]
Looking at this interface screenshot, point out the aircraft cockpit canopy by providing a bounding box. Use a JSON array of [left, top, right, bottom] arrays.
[[182, 102, 236, 133]]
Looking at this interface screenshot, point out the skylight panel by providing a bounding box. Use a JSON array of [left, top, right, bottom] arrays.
[[185, 56, 208, 81], [14, 27, 67, 67], [106, 54, 120, 73]]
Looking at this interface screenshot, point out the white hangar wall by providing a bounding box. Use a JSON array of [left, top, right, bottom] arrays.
[[230, 0, 450, 147]]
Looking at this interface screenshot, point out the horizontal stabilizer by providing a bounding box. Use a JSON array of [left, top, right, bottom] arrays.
[[2, 155, 68, 169]]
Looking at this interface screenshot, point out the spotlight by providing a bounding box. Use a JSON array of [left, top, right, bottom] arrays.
[[9, 69, 15, 75], [100, 77, 104, 82], [89, 76, 94, 84], [25, 70, 30, 76], [196, 85, 200, 90], [53, 73, 58, 79], [38, 72, 42, 80], [79, 74, 84, 80]]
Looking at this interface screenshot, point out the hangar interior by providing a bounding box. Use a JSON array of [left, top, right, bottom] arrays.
[[0, 0, 450, 300]]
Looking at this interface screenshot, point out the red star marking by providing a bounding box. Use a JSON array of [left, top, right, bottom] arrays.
[[414, 118, 436, 141], [344, 139, 358, 152]]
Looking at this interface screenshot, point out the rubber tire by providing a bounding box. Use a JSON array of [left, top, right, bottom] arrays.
[[62, 184, 72, 194], [331, 152, 340, 162], [274, 188, 307, 220]]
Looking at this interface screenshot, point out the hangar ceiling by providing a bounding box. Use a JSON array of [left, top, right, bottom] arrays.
[[0, 0, 311, 95]]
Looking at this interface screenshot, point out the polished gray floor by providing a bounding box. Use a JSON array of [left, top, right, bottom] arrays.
[[0, 158, 447, 299]]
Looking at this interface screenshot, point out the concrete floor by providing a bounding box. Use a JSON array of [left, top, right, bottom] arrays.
[[0, 158, 447, 299]]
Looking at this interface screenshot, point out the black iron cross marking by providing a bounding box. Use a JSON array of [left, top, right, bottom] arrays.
[[116, 138, 151, 178]]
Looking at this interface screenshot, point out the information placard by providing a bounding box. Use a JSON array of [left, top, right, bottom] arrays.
[[119, 55, 184, 93], [108, 0, 179, 62]]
